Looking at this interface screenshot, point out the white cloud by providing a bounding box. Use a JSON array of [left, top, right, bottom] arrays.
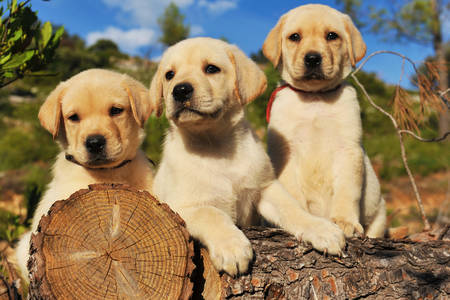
[[102, 0, 194, 27], [86, 27, 156, 54], [190, 25, 205, 36], [93, 0, 239, 54], [198, 0, 238, 14]]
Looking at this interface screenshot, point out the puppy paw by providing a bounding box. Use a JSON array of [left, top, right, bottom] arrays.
[[294, 218, 345, 255], [332, 217, 364, 238], [207, 229, 253, 277]]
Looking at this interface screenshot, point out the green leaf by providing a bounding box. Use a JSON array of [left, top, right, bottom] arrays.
[[11, 0, 17, 12], [49, 25, 64, 47], [39, 21, 52, 50], [8, 28, 23, 43], [0, 53, 11, 65], [2, 50, 34, 69], [3, 71, 14, 78]]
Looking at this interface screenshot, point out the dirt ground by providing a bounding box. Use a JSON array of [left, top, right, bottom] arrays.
[[382, 170, 449, 235]]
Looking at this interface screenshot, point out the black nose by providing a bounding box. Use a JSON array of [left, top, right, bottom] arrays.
[[85, 135, 106, 154], [172, 83, 194, 103], [304, 52, 322, 69]]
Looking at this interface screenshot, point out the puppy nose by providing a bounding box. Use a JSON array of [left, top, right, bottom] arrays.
[[304, 52, 322, 68], [85, 135, 106, 154], [172, 83, 194, 103]]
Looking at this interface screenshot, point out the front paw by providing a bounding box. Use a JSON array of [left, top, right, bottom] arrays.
[[206, 228, 253, 277], [332, 217, 364, 238], [294, 218, 345, 255]]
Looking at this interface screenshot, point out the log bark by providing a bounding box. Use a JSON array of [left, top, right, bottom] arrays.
[[1, 253, 22, 300], [198, 227, 450, 299], [28, 184, 194, 300], [26, 185, 450, 299]]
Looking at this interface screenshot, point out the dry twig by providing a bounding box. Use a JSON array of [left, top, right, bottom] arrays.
[[351, 50, 450, 231]]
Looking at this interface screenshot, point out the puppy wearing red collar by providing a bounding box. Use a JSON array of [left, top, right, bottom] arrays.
[[263, 4, 386, 239], [15, 69, 155, 280]]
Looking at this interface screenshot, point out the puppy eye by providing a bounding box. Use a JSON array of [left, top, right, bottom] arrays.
[[288, 33, 301, 42], [68, 114, 80, 122], [110, 106, 124, 116], [326, 32, 339, 41], [165, 70, 175, 80], [205, 64, 221, 74]]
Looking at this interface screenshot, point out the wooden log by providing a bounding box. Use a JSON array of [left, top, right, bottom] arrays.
[[198, 227, 450, 299], [28, 184, 194, 300], [26, 184, 450, 299]]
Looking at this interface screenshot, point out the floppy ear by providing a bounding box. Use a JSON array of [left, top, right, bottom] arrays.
[[262, 15, 286, 67], [227, 45, 267, 105], [38, 82, 67, 139], [342, 14, 366, 67], [121, 74, 152, 128], [148, 67, 164, 117]]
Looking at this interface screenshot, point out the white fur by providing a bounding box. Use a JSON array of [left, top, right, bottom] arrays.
[[15, 69, 154, 281], [268, 86, 386, 237], [152, 38, 345, 276], [264, 4, 386, 238]]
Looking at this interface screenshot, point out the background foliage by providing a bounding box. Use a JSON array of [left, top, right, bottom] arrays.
[[0, 2, 448, 261]]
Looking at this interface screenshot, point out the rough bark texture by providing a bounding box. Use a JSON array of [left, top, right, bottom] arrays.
[[198, 227, 450, 299], [28, 184, 194, 300]]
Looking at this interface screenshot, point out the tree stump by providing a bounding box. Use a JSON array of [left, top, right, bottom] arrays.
[[28, 184, 194, 300], [198, 227, 450, 299]]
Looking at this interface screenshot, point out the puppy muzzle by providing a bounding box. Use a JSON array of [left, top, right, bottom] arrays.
[[65, 153, 131, 170], [171, 82, 222, 121], [303, 52, 325, 80]]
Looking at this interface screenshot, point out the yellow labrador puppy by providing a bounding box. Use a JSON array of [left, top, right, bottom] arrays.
[[150, 37, 345, 276], [16, 69, 155, 280], [263, 4, 386, 238]]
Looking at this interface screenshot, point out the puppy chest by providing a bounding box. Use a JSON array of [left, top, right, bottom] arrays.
[[171, 156, 259, 202], [271, 99, 345, 212]]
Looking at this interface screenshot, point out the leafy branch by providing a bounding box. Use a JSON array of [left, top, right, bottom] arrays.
[[0, 0, 64, 88]]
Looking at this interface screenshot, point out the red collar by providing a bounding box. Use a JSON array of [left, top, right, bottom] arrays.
[[266, 84, 289, 123], [265, 84, 341, 123]]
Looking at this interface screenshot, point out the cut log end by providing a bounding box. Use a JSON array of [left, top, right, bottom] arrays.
[[28, 184, 194, 300]]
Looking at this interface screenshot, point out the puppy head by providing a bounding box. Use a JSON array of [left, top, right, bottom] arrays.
[[149, 37, 267, 130], [263, 4, 366, 92], [38, 69, 152, 168]]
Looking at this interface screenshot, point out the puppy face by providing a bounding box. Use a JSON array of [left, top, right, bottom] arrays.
[[39, 69, 152, 169], [150, 38, 267, 130], [263, 4, 366, 92]]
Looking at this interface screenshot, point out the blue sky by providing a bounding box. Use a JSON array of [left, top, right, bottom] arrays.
[[31, 0, 449, 88]]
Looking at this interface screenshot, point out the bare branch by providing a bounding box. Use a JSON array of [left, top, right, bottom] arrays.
[[439, 88, 450, 109], [350, 69, 431, 231], [399, 130, 449, 142], [353, 50, 420, 75]]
